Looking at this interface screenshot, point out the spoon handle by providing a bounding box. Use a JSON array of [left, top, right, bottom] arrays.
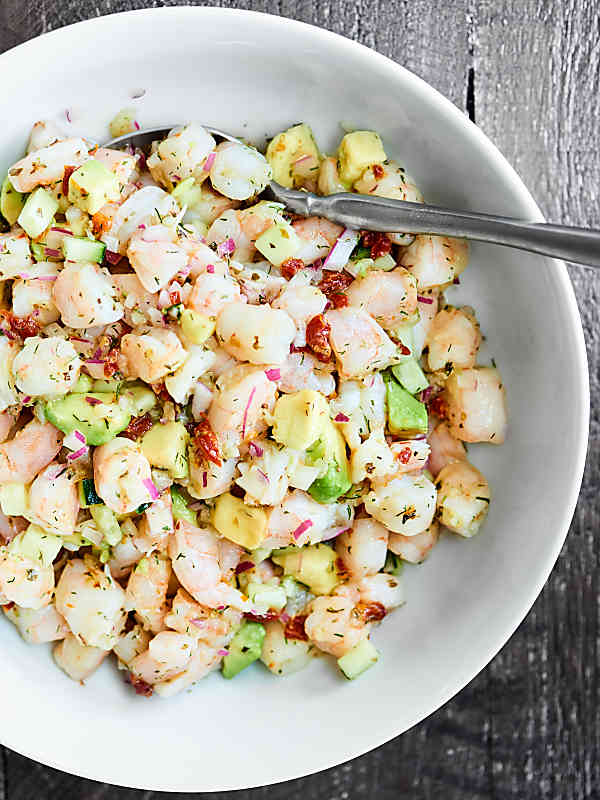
[[273, 186, 600, 268]]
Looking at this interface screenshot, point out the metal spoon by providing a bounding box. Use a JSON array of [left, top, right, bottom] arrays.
[[106, 126, 600, 268]]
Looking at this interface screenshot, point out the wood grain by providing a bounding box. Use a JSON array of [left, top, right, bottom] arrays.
[[0, 1, 597, 798]]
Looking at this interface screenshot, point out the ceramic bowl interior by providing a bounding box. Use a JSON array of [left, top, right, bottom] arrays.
[[0, 7, 588, 792]]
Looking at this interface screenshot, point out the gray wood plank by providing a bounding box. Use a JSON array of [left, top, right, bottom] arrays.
[[0, 1, 598, 799], [474, 1, 600, 798]]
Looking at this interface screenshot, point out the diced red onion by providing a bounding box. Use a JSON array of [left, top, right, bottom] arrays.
[[206, 264, 215, 274], [142, 478, 159, 501], [248, 441, 264, 458], [85, 395, 102, 405], [235, 561, 254, 575], [67, 445, 89, 462], [322, 227, 359, 271], [322, 526, 351, 541], [417, 295, 434, 304], [335, 413, 350, 422], [1, 328, 16, 340], [292, 154, 315, 166], [202, 471, 208, 488], [51, 226, 72, 235], [203, 152, 216, 172], [217, 649, 229, 657], [293, 519, 313, 540], [191, 618, 207, 628], [264, 368, 280, 381], [189, 501, 204, 511], [257, 469, 269, 483], [75, 430, 86, 443], [70, 336, 91, 344], [21, 395, 31, 404], [85, 358, 105, 365], [65, 109, 72, 123], [453, 277, 460, 285], [420, 386, 436, 403], [44, 248, 61, 258], [217, 237, 236, 258], [36, 274, 58, 281], [279, 612, 291, 624], [241, 386, 256, 440], [413, 433, 427, 440], [176, 265, 191, 280], [133, 120, 140, 131], [17, 273, 31, 280]]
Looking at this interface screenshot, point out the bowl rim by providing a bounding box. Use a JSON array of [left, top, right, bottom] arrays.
[[0, 5, 590, 790]]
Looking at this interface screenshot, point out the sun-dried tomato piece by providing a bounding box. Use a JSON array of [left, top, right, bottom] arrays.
[[361, 231, 392, 259], [397, 446, 412, 465], [103, 347, 120, 377], [62, 165, 77, 198], [328, 292, 348, 309], [1, 601, 15, 611], [243, 611, 279, 623], [428, 394, 449, 419], [130, 676, 153, 697], [121, 413, 154, 441], [284, 614, 309, 641], [372, 163, 385, 180], [6, 313, 41, 339], [318, 269, 353, 301], [192, 417, 222, 467], [280, 258, 304, 280], [151, 382, 171, 403], [355, 601, 386, 623], [305, 314, 332, 363]]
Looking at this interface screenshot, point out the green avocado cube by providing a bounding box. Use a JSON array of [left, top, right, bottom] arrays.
[[384, 372, 428, 435], [306, 421, 352, 504], [222, 622, 266, 679], [68, 159, 121, 215], [1, 176, 25, 225], [337, 638, 379, 679], [391, 359, 429, 395]]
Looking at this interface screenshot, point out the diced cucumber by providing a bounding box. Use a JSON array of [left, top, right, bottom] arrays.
[[0, 483, 27, 517], [246, 581, 287, 614], [9, 524, 62, 568], [62, 236, 106, 263], [221, 621, 266, 679], [73, 374, 94, 393], [170, 486, 197, 526], [78, 477, 102, 508], [337, 638, 379, 679], [1, 176, 25, 225], [391, 359, 429, 395], [30, 242, 47, 262], [92, 378, 122, 393], [18, 188, 58, 238], [383, 550, 404, 576], [119, 384, 156, 416], [372, 253, 396, 271], [89, 504, 122, 546]]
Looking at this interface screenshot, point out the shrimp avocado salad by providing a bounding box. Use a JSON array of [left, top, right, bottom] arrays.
[[0, 113, 507, 696]]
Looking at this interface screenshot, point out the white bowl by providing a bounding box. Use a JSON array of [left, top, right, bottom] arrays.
[[0, 7, 588, 791]]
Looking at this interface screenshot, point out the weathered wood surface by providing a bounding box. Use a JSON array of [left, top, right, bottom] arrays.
[[0, 1, 597, 797]]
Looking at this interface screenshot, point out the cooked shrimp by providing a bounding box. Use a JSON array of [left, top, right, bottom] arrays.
[[53, 261, 123, 328], [331, 373, 387, 449], [236, 441, 291, 507], [126, 552, 171, 634], [129, 631, 197, 685], [8, 138, 88, 193], [278, 351, 336, 396], [436, 460, 491, 537], [189, 452, 238, 500], [120, 328, 186, 384], [336, 518, 389, 578], [93, 437, 154, 514], [444, 366, 507, 444], [326, 308, 397, 378], [354, 160, 423, 245], [411, 291, 440, 357], [0, 420, 62, 485], [216, 303, 295, 365], [112, 273, 162, 327], [26, 120, 64, 153], [185, 183, 240, 230], [0, 548, 55, 609], [365, 472, 437, 535], [0, 339, 19, 412], [353, 572, 404, 609], [187, 273, 243, 318], [113, 624, 152, 668], [165, 588, 241, 648], [266, 490, 351, 548], [318, 156, 348, 196], [427, 421, 467, 477], [388, 439, 431, 475], [136, 491, 174, 553], [292, 216, 343, 264], [3, 602, 68, 644], [401, 235, 469, 289], [93, 147, 138, 185], [168, 520, 251, 611], [389, 522, 440, 564], [345, 267, 417, 329], [206, 208, 255, 263], [55, 557, 126, 649], [153, 640, 221, 698], [0, 411, 15, 445], [426, 307, 481, 371], [147, 123, 216, 188], [127, 224, 188, 293], [54, 634, 107, 681], [350, 429, 396, 483], [100, 186, 179, 255], [0, 234, 33, 281], [27, 462, 79, 535], [273, 279, 327, 346], [13, 336, 81, 397], [261, 619, 314, 676], [208, 364, 277, 451], [304, 594, 368, 658], [210, 141, 272, 200], [12, 262, 60, 327]]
